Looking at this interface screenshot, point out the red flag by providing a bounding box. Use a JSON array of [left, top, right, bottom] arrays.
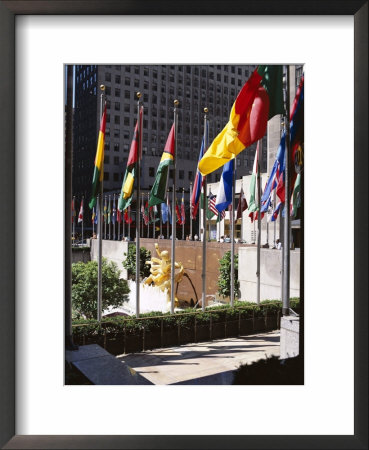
[[124, 207, 133, 224], [236, 187, 248, 221], [175, 201, 182, 225]]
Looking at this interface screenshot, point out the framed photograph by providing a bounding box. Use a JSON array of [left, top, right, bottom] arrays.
[[1, 1, 367, 448]]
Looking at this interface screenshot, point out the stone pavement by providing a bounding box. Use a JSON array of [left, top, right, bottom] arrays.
[[66, 344, 152, 385], [117, 330, 280, 385]]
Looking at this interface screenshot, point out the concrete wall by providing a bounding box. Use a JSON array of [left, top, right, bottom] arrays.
[[90, 239, 129, 279], [72, 249, 91, 264], [238, 246, 300, 301]]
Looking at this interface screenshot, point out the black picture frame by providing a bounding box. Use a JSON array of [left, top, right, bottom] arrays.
[[0, 1, 367, 449]]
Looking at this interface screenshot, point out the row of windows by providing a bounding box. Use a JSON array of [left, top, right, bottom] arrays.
[[105, 65, 250, 77]]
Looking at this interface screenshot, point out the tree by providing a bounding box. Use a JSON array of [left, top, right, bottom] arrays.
[[123, 244, 151, 280], [217, 250, 239, 299], [72, 259, 130, 319]]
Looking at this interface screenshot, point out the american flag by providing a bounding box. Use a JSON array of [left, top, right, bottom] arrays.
[[208, 193, 218, 217]]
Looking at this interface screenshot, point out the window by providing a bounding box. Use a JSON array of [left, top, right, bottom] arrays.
[[114, 116, 120, 125], [134, 66, 139, 74], [134, 79, 139, 88], [105, 86, 111, 95], [115, 74, 121, 83], [125, 90, 130, 99], [115, 88, 120, 97], [124, 104, 130, 113], [104, 155, 110, 164], [114, 129, 119, 138], [114, 156, 119, 165], [105, 72, 111, 82], [123, 144, 129, 152], [188, 171, 193, 181], [123, 131, 129, 139], [114, 102, 120, 111], [114, 143, 119, 152], [179, 170, 184, 180], [104, 172, 109, 181], [125, 77, 130, 86], [149, 167, 155, 177], [104, 142, 110, 151], [124, 117, 130, 126], [125, 66, 131, 72]]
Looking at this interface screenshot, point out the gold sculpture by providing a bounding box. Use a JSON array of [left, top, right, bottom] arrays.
[[144, 243, 184, 306]]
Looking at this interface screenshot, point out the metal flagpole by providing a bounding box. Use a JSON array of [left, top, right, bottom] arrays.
[[182, 188, 185, 240], [123, 208, 126, 240], [189, 182, 193, 239], [201, 108, 208, 312], [141, 194, 144, 238], [160, 204, 162, 238], [273, 188, 277, 247], [152, 205, 155, 239], [135, 92, 142, 318], [128, 205, 131, 241], [92, 206, 95, 238], [113, 194, 116, 240], [170, 100, 179, 314], [167, 191, 170, 240], [118, 206, 120, 240], [81, 197, 84, 244], [256, 139, 262, 305], [97, 84, 105, 322], [282, 66, 291, 316], [230, 157, 236, 307], [147, 193, 150, 238], [104, 196, 107, 240], [72, 196, 75, 244], [108, 194, 111, 240]]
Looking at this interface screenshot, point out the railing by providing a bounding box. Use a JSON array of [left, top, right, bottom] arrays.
[[72, 303, 283, 355]]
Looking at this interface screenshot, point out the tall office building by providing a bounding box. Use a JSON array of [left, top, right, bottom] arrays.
[[72, 64, 269, 211]]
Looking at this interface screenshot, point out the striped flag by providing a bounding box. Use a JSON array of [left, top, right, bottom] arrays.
[[208, 193, 218, 218], [78, 199, 84, 223], [89, 104, 107, 209]]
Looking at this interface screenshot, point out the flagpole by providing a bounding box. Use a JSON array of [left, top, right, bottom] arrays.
[[113, 194, 116, 240], [141, 194, 144, 238], [182, 187, 185, 240], [230, 157, 236, 307], [109, 195, 111, 240], [97, 84, 105, 322], [118, 207, 120, 240], [135, 92, 142, 318], [273, 188, 277, 247], [152, 205, 155, 239], [160, 204, 162, 238], [72, 196, 75, 245], [92, 206, 95, 238], [128, 206, 131, 241], [104, 196, 107, 240], [189, 182, 193, 239], [81, 196, 84, 244], [256, 139, 262, 305], [201, 108, 208, 312], [170, 100, 179, 314], [282, 66, 291, 316], [147, 192, 150, 238], [123, 209, 126, 239], [167, 190, 170, 240]]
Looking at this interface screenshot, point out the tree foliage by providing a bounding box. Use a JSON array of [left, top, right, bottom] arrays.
[[123, 244, 151, 280], [72, 259, 130, 319], [217, 250, 239, 299]]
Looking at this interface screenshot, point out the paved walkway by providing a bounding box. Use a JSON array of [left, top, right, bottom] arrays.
[[118, 330, 280, 385]]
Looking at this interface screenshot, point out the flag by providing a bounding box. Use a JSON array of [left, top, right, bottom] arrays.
[[112, 197, 116, 224], [78, 199, 84, 223], [198, 65, 283, 175], [89, 104, 107, 209], [269, 201, 283, 222], [148, 125, 175, 207], [175, 199, 182, 224], [191, 123, 208, 219], [161, 202, 168, 224], [124, 207, 133, 224], [71, 198, 76, 223], [215, 159, 234, 213], [290, 173, 301, 218], [167, 195, 172, 225], [248, 141, 260, 213], [181, 193, 185, 225], [143, 201, 149, 226], [217, 209, 226, 223], [117, 207, 122, 224], [208, 193, 218, 218], [236, 187, 248, 221], [118, 106, 143, 211], [104, 197, 108, 223], [94, 202, 99, 225], [91, 206, 96, 224], [107, 197, 112, 224]]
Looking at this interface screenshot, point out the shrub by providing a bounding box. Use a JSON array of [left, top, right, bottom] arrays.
[[72, 259, 130, 319], [218, 250, 239, 299], [123, 244, 151, 280]]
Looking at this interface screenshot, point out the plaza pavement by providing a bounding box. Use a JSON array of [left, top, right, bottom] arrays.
[[117, 330, 280, 385]]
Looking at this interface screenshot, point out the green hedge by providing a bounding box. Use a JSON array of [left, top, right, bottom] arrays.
[[72, 298, 300, 340]]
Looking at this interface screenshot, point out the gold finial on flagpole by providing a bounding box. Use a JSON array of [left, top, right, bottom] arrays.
[[100, 84, 105, 91], [174, 99, 179, 106], [204, 107, 208, 113], [137, 92, 141, 99]]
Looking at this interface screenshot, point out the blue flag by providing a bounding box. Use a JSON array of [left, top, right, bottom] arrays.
[[161, 202, 168, 224], [215, 159, 234, 213]]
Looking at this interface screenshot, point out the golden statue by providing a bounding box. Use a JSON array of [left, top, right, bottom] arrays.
[[144, 243, 184, 306]]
